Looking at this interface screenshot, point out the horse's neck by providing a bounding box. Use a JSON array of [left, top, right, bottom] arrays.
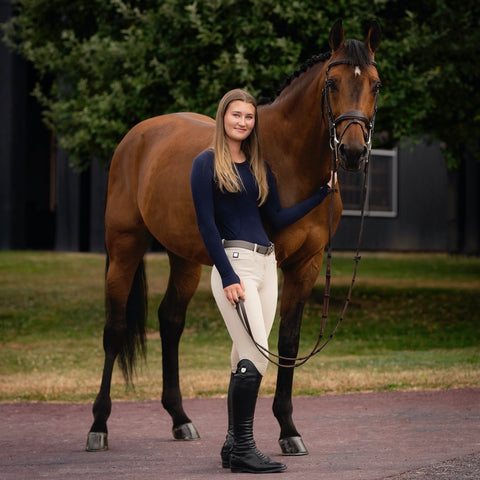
[[259, 64, 332, 197]]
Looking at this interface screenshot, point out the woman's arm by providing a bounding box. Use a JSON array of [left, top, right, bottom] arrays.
[[261, 167, 334, 230], [190, 151, 241, 289]]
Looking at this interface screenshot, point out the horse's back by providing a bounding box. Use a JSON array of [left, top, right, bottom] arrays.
[[106, 112, 214, 263], [113, 112, 214, 164]]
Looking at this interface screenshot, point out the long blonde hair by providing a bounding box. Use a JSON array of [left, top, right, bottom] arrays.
[[211, 89, 268, 205]]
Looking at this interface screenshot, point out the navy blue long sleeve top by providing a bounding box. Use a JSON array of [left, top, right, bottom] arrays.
[[190, 149, 330, 288]]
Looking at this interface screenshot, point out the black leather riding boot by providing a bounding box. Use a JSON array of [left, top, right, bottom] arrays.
[[230, 359, 287, 474], [220, 372, 234, 468]]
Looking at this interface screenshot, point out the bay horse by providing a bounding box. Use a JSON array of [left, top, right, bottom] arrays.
[[86, 19, 381, 454]]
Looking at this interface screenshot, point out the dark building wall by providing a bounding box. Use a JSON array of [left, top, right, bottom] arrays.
[[54, 149, 83, 251], [447, 155, 480, 255], [460, 156, 480, 255], [1, 0, 25, 248], [54, 152, 108, 253], [1, 0, 54, 250], [333, 141, 449, 252], [89, 160, 109, 252]]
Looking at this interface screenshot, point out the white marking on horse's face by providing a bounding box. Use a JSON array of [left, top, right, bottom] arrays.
[[354, 66, 361, 77]]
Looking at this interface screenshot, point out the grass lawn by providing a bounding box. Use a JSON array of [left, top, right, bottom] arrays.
[[0, 250, 479, 402]]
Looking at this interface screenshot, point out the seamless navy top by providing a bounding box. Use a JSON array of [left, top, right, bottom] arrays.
[[190, 149, 330, 288]]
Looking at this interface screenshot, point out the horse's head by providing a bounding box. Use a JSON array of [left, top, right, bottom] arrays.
[[323, 19, 381, 172]]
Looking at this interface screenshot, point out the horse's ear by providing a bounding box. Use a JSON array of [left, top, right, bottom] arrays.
[[329, 19, 344, 52], [365, 20, 381, 54]]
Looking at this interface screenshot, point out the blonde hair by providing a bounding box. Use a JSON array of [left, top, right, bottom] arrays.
[[211, 89, 268, 205]]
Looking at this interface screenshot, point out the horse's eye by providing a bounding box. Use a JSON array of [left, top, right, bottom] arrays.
[[372, 82, 382, 94], [326, 78, 338, 91]]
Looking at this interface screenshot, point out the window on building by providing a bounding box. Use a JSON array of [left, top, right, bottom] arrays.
[[337, 148, 398, 217]]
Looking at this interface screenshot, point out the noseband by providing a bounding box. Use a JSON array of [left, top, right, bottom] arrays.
[[323, 59, 379, 163]]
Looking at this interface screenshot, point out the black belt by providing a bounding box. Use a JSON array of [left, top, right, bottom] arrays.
[[223, 240, 274, 256]]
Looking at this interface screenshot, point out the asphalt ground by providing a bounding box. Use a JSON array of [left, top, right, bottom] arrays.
[[1, 388, 479, 479]]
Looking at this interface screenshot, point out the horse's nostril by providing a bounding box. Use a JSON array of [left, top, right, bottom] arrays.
[[339, 143, 366, 161], [338, 143, 367, 172], [339, 143, 352, 161]]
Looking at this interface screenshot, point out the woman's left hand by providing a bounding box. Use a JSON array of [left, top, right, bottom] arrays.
[[327, 170, 337, 188]]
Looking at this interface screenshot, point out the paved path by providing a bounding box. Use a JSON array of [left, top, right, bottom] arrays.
[[1, 389, 479, 479]]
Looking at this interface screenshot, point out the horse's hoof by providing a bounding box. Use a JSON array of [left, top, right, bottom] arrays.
[[172, 422, 200, 440], [86, 431, 108, 451], [279, 436, 308, 455]]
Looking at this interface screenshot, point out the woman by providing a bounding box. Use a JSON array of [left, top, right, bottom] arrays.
[[190, 89, 334, 474]]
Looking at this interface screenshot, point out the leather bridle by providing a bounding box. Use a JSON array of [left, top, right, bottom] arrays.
[[323, 59, 379, 166]]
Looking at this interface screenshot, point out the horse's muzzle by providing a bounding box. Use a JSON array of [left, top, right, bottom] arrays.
[[338, 142, 368, 172]]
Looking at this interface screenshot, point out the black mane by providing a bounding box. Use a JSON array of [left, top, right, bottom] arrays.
[[258, 52, 331, 105], [259, 39, 371, 105]]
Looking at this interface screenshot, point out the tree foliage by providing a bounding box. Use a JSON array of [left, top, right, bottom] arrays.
[[2, 0, 479, 169]]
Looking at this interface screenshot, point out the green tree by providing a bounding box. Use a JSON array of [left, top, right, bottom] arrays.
[[373, 0, 480, 168], [2, 0, 479, 169]]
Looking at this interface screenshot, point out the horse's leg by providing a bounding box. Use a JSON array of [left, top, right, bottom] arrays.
[[159, 251, 202, 440], [273, 253, 324, 455], [86, 228, 151, 451]]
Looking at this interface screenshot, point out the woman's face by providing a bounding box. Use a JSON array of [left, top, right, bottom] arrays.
[[224, 100, 256, 144]]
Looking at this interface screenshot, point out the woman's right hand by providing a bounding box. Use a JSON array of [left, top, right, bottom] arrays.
[[224, 280, 246, 306]]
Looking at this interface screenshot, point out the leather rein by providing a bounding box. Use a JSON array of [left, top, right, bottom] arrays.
[[236, 59, 379, 368]]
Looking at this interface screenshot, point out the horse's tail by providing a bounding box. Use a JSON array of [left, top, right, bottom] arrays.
[[105, 255, 148, 385]]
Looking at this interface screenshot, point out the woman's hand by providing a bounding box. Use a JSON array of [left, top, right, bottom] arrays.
[[327, 170, 337, 188], [224, 280, 246, 306]]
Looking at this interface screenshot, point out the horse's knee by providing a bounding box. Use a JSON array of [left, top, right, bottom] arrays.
[[103, 324, 126, 353], [158, 298, 187, 337]]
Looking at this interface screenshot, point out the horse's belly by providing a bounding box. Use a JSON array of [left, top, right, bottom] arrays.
[[133, 114, 214, 263]]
